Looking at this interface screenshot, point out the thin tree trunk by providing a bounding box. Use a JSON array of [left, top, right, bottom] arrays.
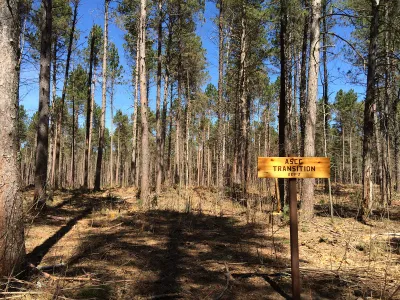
[[155, 0, 163, 195], [239, 7, 248, 192], [161, 70, 169, 184], [139, 0, 150, 205], [350, 129, 353, 185], [322, 0, 330, 193], [116, 129, 120, 186], [48, 43, 57, 188], [167, 83, 173, 182], [394, 88, 400, 192], [88, 76, 96, 188], [110, 81, 114, 187], [302, 0, 321, 221], [184, 71, 191, 188], [217, 0, 224, 191], [382, 1, 391, 206], [84, 31, 95, 189], [34, 0, 53, 206], [278, 0, 288, 208], [207, 123, 211, 186], [342, 125, 345, 183], [94, 0, 109, 191], [299, 0, 309, 157], [131, 40, 139, 186], [71, 92, 76, 189]]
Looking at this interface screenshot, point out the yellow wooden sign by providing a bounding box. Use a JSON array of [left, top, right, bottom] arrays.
[[258, 157, 330, 179]]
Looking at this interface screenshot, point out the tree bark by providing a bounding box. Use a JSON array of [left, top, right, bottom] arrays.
[[0, 0, 26, 277], [131, 39, 140, 186], [84, 30, 95, 189], [362, 0, 380, 221], [184, 71, 191, 188], [239, 6, 248, 193], [302, 0, 321, 221], [94, 0, 109, 191], [217, 0, 224, 191], [278, 0, 288, 209], [110, 80, 114, 187], [167, 83, 173, 182], [394, 87, 400, 192], [34, 0, 53, 206], [155, 0, 163, 196], [48, 43, 57, 188], [139, 0, 150, 205], [299, 0, 309, 158], [71, 92, 76, 188], [322, 0, 330, 193]]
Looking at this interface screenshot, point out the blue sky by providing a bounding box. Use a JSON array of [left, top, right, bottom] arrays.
[[19, 0, 366, 130]]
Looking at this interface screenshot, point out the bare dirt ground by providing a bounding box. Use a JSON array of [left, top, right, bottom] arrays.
[[3, 184, 399, 299]]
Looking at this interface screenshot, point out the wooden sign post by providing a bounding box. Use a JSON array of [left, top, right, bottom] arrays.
[[258, 156, 330, 300]]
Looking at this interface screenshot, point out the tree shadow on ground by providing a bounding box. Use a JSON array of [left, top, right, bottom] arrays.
[[63, 209, 293, 299], [59, 208, 363, 299], [26, 191, 129, 266], [26, 190, 395, 299], [315, 203, 362, 219], [315, 203, 400, 224]]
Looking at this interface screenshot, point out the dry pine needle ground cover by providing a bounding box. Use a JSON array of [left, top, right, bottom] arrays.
[[2, 184, 399, 300]]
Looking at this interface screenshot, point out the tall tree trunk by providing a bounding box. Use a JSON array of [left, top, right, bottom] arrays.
[[88, 76, 96, 188], [161, 70, 169, 185], [322, 0, 330, 193], [110, 80, 114, 187], [131, 39, 139, 186], [302, 0, 321, 221], [342, 125, 345, 183], [217, 0, 224, 191], [34, 0, 53, 206], [116, 129, 120, 186], [394, 88, 400, 192], [48, 43, 57, 188], [94, 0, 109, 191], [239, 7, 248, 192], [381, 0, 391, 206], [184, 71, 191, 188], [155, 0, 163, 196], [207, 123, 211, 186], [84, 31, 95, 189], [278, 0, 288, 208], [299, 0, 309, 157], [0, 0, 26, 276], [362, 0, 380, 221], [71, 92, 76, 189], [349, 128, 353, 184], [139, 0, 150, 205], [167, 83, 173, 182]]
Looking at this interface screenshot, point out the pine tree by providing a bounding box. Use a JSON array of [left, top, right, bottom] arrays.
[[34, 0, 53, 207], [0, 0, 26, 277]]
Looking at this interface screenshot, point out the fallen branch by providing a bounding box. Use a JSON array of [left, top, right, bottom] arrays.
[[37, 263, 65, 271], [28, 263, 100, 282], [215, 262, 233, 300], [389, 285, 400, 300], [104, 222, 123, 230], [146, 293, 182, 299]]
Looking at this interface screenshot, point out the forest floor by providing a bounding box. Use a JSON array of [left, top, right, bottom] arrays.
[[3, 184, 399, 299]]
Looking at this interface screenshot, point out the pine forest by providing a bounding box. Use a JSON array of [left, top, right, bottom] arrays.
[[0, 0, 399, 299]]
